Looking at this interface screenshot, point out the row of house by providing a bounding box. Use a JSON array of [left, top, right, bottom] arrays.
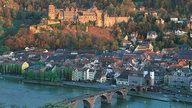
[[0, 45, 192, 91]]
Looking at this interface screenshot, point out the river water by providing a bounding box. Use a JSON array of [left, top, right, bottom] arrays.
[[0, 80, 192, 108]]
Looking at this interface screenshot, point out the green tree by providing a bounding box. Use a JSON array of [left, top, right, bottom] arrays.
[[26, 70, 35, 80], [40, 101, 68, 108], [47, 70, 58, 82], [179, 34, 188, 44]]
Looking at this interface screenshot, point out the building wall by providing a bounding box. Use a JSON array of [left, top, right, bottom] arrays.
[[147, 32, 158, 40], [72, 68, 97, 81], [116, 78, 129, 85], [88, 69, 96, 81], [128, 75, 144, 86], [103, 12, 129, 27], [56, 9, 64, 20], [150, 72, 154, 86], [63, 7, 76, 21], [168, 75, 192, 87], [72, 69, 84, 81], [190, 81, 192, 92], [134, 43, 154, 52], [48, 5, 130, 27], [84, 69, 89, 80], [104, 16, 130, 27], [116, 76, 144, 86], [47, 20, 60, 25], [96, 10, 103, 27], [78, 11, 97, 23]]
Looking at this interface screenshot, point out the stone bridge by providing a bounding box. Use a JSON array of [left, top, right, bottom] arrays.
[[61, 85, 152, 108]]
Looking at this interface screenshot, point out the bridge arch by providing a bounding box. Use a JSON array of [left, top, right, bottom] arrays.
[[129, 88, 137, 92], [141, 87, 147, 92], [92, 94, 111, 107], [115, 90, 124, 98], [147, 86, 151, 91], [75, 99, 92, 108], [111, 90, 128, 99], [100, 95, 109, 103]]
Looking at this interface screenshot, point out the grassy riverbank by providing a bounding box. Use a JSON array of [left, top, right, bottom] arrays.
[[23, 80, 63, 86]]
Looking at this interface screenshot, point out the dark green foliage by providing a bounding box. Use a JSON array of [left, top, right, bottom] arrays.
[[23, 70, 35, 80], [16, 11, 45, 25], [142, 0, 192, 17], [58, 66, 73, 81], [40, 102, 68, 108], [23, 66, 73, 82], [0, 46, 10, 53], [34, 61, 45, 66], [0, 21, 4, 33], [47, 70, 58, 82], [0, 64, 22, 75]]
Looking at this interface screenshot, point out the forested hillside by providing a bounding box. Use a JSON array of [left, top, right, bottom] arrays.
[[134, 0, 192, 17]]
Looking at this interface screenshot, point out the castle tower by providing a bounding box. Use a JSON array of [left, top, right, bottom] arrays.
[[66, 7, 69, 11], [48, 5, 56, 20], [71, 7, 77, 18], [103, 11, 109, 27], [96, 10, 103, 27]]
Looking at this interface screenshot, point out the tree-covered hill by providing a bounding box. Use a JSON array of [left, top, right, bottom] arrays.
[[134, 0, 192, 17]]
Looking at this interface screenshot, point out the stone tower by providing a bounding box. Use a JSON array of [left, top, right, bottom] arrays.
[[48, 5, 56, 20], [96, 10, 103, 27]]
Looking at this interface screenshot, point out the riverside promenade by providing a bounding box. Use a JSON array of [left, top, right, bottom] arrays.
[[62, 81, 113, 89], [22, 79, 113, 89], [128, 91, 192, 104]]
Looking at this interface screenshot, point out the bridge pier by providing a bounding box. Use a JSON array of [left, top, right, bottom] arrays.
[[69, 102, 77, 108], [140, 87, 147, 92], [117, 94, 126, 99]]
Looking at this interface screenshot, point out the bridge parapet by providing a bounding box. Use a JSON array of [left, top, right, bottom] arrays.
[[61, 85, 151, 108]]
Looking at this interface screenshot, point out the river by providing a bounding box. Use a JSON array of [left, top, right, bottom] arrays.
[[0, 80, 192, 108]]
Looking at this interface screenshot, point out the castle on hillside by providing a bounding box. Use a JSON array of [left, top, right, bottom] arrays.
[[48, 5, 130, 27]]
